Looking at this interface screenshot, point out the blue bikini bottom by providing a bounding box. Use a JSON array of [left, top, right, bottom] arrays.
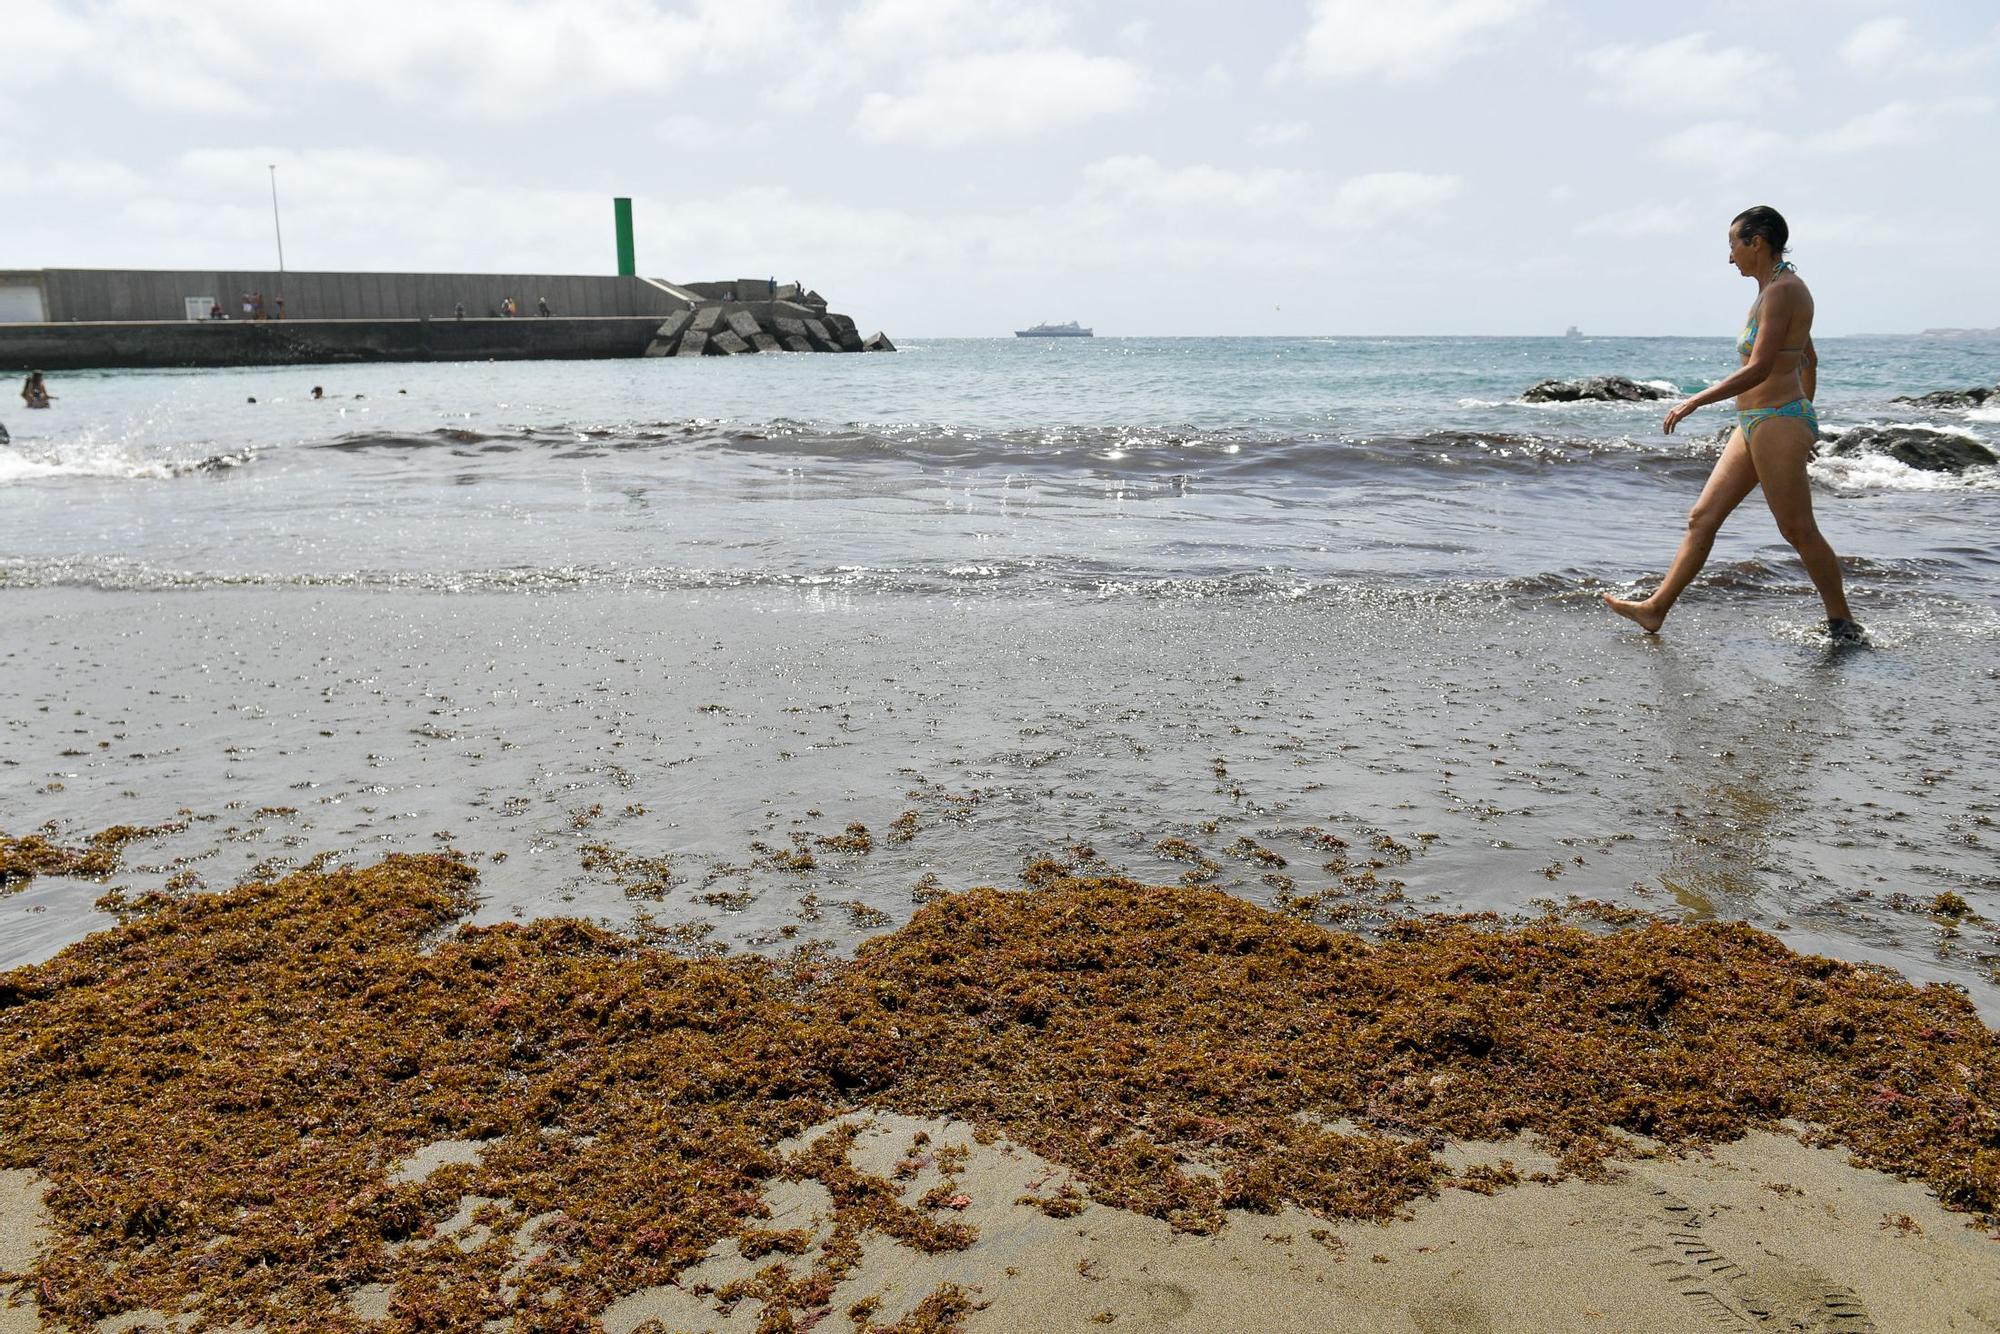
[[1738, 397, 1817, 442]]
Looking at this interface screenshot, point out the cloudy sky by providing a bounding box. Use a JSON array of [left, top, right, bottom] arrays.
[[8, 0, 1997, 336]]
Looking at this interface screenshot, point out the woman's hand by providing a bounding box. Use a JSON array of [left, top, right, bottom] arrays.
[[1662, 399, 1699, 435]]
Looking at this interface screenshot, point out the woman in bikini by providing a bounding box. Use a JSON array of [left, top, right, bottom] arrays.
[[1603, 206, 1860, 640]]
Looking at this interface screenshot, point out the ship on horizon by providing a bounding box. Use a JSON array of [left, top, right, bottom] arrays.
[[1015, 320, 1093, 338]]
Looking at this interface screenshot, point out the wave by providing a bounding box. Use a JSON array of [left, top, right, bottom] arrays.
[[296, 421, 1719, 479], [8, 413, 1993, 494], [0, 551, 1968, 607], [0, 445, 254, 483]]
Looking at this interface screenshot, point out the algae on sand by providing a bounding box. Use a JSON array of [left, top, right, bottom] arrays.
[[1, 841, 1996, 1332]]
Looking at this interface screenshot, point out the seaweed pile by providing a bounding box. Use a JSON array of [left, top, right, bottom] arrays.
[[0, 823, 180, 891], [1, 843, 1995, 1332]]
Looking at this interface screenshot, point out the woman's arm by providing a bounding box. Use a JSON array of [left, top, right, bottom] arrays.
[[1802, 335, 1817, 402], [1662, 287, 1800, 433]]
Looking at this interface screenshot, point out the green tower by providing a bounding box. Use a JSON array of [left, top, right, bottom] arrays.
[[613, 197, 635, 277]]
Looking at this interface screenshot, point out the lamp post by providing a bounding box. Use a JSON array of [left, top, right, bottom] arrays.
[[268, 164, 286, 273]]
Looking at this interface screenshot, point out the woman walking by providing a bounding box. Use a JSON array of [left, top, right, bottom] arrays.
[[1603, 206, 1860, 640]]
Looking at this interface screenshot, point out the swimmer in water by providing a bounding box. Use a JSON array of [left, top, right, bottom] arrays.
[[1603, 206, 1860, 641], [21, 371, 54, 409]]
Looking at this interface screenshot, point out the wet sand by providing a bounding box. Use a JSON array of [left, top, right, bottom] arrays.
[[4, 583, 1996, 1011]]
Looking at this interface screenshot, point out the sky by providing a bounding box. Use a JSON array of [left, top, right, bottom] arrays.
[[7, 0, 1998, 336]]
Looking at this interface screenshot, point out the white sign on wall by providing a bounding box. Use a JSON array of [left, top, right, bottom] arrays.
[[0, 282, 47, 323], [185, 297, 218, 321]]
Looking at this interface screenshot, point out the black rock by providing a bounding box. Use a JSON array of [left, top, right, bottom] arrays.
[[1821, 425, 1999, 472], [860, 331, 897, 352], [1891, 385, 1998, 409], [1521, 376, 1669, 403]]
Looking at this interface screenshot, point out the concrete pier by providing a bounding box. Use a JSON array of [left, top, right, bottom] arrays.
[[0, 317, 666, 372], [0, 268, 885, 370]]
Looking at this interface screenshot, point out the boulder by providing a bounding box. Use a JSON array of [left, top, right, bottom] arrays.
[[861, 331, 897, 352], [783, 335, 813, 353], [1821, 425, 1998, 472], [800, 289, 829, 311], [675, 330, 708, 357], [823, 313, 864, 352], [656, 310, 693, 341], [804, 318, 831, 345], [1892, 385, 1997, 410], [725, 309, 763, 340], [691, 306, 723, 332], [774, 316, 809, 339], [749, 332, 781, 353], [712, 330, 751, 355], [1522, 376, 1669, 403], [642, 336, 676, 357]]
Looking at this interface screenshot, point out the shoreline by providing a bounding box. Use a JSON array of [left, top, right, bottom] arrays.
[[2, 850, 1997, 1332]]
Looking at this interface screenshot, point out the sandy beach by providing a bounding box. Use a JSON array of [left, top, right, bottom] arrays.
[[5, 1118, 2000, 1333]]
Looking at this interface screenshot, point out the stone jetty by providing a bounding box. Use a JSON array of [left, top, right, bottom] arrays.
[[644, 285, 890, 357]]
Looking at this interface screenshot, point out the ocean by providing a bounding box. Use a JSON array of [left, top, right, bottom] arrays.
[[4, 335, 1997, 1011]]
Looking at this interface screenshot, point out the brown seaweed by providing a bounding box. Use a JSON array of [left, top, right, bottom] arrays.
[[1, 840, 1996, 1333]]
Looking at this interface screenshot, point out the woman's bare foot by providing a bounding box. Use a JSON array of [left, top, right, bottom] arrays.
[[1602, 593, 1666, 633]]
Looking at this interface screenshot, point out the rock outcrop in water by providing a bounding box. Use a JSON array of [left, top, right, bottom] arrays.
[[1821, 425, 1999, 472], [642, 299, 887, 357], [1521, 376, 1669, 403], [1892, 384, 1999, 410]]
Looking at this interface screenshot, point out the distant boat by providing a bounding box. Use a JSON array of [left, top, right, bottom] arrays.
[[1564, 325, 1582, 339], [1016, 320, 1093, 338]]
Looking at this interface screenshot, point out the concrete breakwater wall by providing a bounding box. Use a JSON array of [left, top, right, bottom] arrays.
[[4, 269, 688, 323], [0, 317, 668, 372], [0, 307, 894, 371], [0, 268, 891, 368]]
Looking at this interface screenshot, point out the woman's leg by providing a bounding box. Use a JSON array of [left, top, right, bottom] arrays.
[[1604, 428, 1762, 632], [1746, 416, 1852, 622]]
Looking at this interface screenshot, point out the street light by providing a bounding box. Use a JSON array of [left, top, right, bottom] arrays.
[[268, 164, 286, 273]]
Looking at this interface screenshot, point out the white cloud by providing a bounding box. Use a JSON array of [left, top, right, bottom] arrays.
[[1247, 121, 1307, 147], [10, 0, 804, 119], [656, 115, 720, 150], [1088, 159, 1464, 235], [1838, 17, 2000, 75], [856, 48, 1149, 147], [1653, 120, 1790, 176], [1839, 18, 1916, 69], [1575, 203, 1697, 240], [1810, 212, 1906, 247], [1582, 32, 1792, 114], [836, 0, 1068, 58], [1279, 0, 1540, 80], [1084, 155, 1308, 209], [1082, 157, 1457, 232], [30, 161, 153, 198], [1651, 97, 1992, 179], [1807, 97, 1995, 154], [1315, 171, 1461, 229]]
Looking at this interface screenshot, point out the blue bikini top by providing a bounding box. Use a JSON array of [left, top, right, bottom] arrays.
[[1738, 261, 1800, 358]]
